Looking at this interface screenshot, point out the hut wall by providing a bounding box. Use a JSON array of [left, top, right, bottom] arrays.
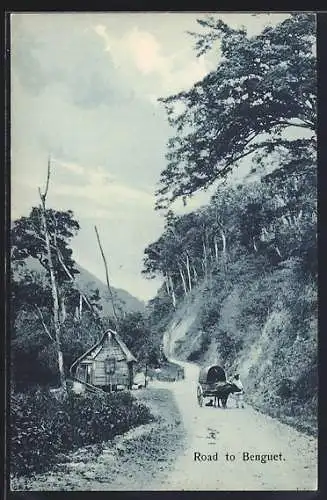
[[84, 335, 131, 387], [92, 359, 130, 386]]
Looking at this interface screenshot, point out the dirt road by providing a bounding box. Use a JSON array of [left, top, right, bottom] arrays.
[[152, 359, 317, 491], [12, 364, 318, 491], [11, 317, 318, 491]]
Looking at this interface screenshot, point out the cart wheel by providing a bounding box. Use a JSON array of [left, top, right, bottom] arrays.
[[197, 385, 204, 407]]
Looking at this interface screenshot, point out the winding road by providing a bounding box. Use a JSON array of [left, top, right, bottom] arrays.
[[11, 319, 318, 492], [152, 323, 318, 491]]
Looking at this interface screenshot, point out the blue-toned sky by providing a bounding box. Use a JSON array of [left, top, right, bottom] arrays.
[[11, 12, 290, 301]]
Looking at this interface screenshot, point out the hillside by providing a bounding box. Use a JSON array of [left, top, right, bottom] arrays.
[[14, 256, 145, 316], [74, 264, 145, 315], [158, 259, 318, 436]]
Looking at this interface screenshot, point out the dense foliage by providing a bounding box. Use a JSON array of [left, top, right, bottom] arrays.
[[143, 13, 317, 433], [11, 205, 158, 389], [156, 13, 316, 208], [10, 388, 153, 477]]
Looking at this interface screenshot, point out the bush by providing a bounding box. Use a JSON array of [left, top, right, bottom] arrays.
[[10, 387, 153, 477]]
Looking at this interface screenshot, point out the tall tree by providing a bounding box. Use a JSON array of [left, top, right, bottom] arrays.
[[11, 207, 80, 285], [156, 13, 316, 208], [11, 161, 83, 390], [37, 162, 67, 391]]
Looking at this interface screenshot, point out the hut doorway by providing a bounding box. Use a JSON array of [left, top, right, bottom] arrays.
[[105, 356, 116, 391], [76, 362, 93, 384]]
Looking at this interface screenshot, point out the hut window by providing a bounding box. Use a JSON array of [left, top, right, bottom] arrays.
[[105, 357, 116, 374]]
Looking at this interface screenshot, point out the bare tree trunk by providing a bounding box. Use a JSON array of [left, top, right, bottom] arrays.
[[33, 305, 55, 342], [205, 230, 212, 264], [192, 265, 198, 284], [178, 264, 188, 296], [213, 235, 219, 263], [220, 230, 226, 258], [169, 275, 176, 309], [60, 294, 67, 323], [38, 160, 67, 392], [275, 245, 282, 258], [220, 229, 227, 272], [94, 225, 119, 330], [79, 293, 83, 319], [202, 239, 208, 280], [185, 253, 192, 292], [164, 272, 171, 296]]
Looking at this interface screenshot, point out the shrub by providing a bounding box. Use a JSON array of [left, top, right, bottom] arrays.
[[10, 387, 153, 477]]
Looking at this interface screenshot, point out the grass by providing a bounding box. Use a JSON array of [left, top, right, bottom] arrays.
[[10, 386, 153, 477]]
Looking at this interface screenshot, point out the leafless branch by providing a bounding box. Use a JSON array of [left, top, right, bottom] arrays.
[[94, 225, 119, 328], [276, 120, 314, 130], [50, 221, 102, 326], [39, 156, 51, 201], [33, 304, 55, 342]]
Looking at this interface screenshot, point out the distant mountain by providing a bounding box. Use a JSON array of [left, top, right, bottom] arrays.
[[74, 264, 145, 315], [13, 257, 145, 316]]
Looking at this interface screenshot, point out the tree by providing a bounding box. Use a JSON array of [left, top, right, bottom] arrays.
[[38, 165, 68, 391], [11, 161, 83, 391], [11, 207, 80, 285], [156, 13, 316, 208], [117, 312, 151, 361]]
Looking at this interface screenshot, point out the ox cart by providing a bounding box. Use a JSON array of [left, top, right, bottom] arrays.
[[197, 365, 239, 408]]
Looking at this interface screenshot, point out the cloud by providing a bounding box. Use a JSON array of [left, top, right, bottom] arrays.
[[52, 158, 154, 214], [93, 24, 213, 99], [11, 15, 126, 109], [11, 13, 293, 301], [54, 159, 85, 175], [124, 28, 170, 75]]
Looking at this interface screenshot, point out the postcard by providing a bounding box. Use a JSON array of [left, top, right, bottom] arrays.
[[9, 11, 318, 492]]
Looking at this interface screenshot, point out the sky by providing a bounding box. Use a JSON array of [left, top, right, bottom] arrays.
[[11, 12, 292, 302]]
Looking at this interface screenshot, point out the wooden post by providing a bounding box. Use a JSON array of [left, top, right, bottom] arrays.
[[145, 361, 148, 388], [94, 225, 119, 329]]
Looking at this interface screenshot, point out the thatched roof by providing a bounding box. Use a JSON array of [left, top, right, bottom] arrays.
[[70, 329, 137, 374]]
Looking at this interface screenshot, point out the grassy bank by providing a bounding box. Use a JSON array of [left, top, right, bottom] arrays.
[[166, 258, 318, 436], [10, 388, 186, 491], [10, 387, 153, 478]]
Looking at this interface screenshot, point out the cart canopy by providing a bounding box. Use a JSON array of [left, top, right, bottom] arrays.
[[198, 365, 227, 384]]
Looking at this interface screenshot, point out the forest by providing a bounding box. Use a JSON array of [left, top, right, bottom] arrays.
[[10, 168, 160, 476], [142, 13, 317, 433], [10, 12, 317, 478]]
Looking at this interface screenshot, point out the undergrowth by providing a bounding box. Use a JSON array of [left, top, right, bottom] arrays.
[[10, 387, 153, 477]]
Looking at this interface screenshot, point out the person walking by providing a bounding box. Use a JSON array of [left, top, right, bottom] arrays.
[[231, 373, 245, 408]]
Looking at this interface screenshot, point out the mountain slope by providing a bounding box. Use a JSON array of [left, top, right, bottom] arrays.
[[74, 264, 145, 315], [156, 261, 318, 436], [14, 257, 145, 315]]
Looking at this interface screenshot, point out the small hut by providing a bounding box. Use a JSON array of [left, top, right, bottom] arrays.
[[70, 329, 137, 391]]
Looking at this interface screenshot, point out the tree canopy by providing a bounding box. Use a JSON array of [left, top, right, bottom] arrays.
[[11, 207, 80, 285], [156, 13, 316, 209]]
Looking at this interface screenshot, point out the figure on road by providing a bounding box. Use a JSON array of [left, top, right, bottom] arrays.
[[231, 374, 245, 408]]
